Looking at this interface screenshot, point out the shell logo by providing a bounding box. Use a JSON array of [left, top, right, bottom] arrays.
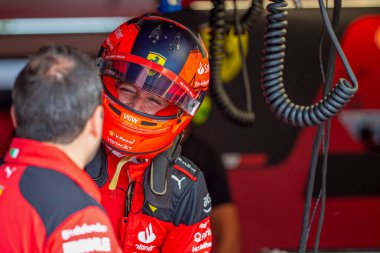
[[109, 130, 115, 137]]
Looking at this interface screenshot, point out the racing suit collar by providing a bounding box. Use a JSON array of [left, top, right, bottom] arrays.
[[4, 137, 101, 202]]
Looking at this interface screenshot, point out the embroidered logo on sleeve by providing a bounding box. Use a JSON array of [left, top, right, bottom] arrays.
[[203, 193, 211, 213], [9, 148, 20, 159], [171, 175, 186, 190]]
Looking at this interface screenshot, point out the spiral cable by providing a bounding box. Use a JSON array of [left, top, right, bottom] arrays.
[[209, 0, 258, 126], [241, 0, 264, 32], [261, 0, 358, 127]]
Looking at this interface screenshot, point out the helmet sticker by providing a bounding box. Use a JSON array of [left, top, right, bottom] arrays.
[[169, 32, 181, 51], [148, 25, 163, 43], [147, 52, 167, 76]]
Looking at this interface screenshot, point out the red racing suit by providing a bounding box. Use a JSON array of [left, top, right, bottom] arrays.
[[85, 144, 213, 253], [0, 138, 122, 253]]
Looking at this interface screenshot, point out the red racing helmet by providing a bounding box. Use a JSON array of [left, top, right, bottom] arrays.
[[97, 15, 210, 157]]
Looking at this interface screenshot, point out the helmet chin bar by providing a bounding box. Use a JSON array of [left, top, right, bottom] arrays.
[[101, 92, 192, 159]]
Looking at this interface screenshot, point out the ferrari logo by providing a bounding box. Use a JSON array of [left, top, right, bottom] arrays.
[[146, 52, 166, 76], [147, 52, 166, 66]]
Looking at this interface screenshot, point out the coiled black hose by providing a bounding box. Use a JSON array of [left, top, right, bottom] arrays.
[[209, 0, 262, 126], [261, 0, 358, 127], [241, 0, 263, 32]]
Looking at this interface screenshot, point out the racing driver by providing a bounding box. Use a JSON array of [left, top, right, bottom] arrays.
[[85, 15, 213, 253]]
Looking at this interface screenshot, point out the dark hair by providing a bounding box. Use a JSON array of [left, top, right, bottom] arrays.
[[12, 44, 102, 144]]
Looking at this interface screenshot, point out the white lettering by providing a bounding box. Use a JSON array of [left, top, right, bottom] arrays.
[[194, 80, 209, 88], [135, 244, 156, 251], [176, 157, 196, 172], [115, 134, 136, 145], [192, 241, 212, 252], [61, 223, 108, 241], [199, 220, 209, 229], [123, 114, 139, 124], [193, 228, 212, 243], [106, 137, 133, 151], [62, 237, 110, 253]]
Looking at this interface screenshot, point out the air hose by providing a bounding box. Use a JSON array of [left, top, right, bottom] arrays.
[[209, 0, 262, 126], [261, 0, 358, 127]]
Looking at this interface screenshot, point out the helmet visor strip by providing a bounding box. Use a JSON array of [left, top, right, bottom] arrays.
[[100, 59, 200, 116]]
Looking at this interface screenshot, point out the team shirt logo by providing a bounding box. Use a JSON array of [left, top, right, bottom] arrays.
[[146, 52, 167, 76], [171, 175, 186, 190], [62, 237, 111, 253], [61, 223, 108, 241], [203, 193, 211, 213], [138, 223, 156, 244], [60, 223, 111, 253], [9, 148, 20, 159], [4, 166, 17, 179]]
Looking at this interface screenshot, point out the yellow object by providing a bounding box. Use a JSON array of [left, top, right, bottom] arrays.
[[199, 23, 249, 84], [192, 95, 212, 125], [109, 156, 131, 190], [148, 203, 158, 212]]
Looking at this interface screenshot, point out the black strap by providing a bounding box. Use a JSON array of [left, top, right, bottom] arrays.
[[148, 134, 182, 195], [143, 134, 183, 209]]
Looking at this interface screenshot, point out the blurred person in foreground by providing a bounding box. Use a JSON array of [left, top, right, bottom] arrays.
[[0, 44, 122, 253], [85, 14, 212, 252]]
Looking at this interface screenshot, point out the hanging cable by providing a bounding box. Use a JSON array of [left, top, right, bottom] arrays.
[[261, 0, 358, 127], [314, 0, 341, 250], [233, 0, 253, 113], [209, 0, 262, 126], [298, 0, 341, 251]]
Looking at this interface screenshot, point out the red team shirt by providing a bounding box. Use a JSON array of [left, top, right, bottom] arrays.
[[85, 144, 213, 253], [0, 138, 122, 253]]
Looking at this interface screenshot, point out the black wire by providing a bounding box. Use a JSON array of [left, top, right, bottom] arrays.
[[307, 189, 322, 239], [299, 0, 342, 250], [261, 0, 358, 127], [209, 0, 256, 126], [314, 0, 341, 250], [298, 124, 323, 253], [233, 0, 253, 112], [241, 0, 264, 32], [323, 0, 342, 94], [314, 120, 330, 252], [318, 26, 327, 85]]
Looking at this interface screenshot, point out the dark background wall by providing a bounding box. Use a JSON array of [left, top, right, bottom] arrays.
[[165, 7, 380, 165]]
